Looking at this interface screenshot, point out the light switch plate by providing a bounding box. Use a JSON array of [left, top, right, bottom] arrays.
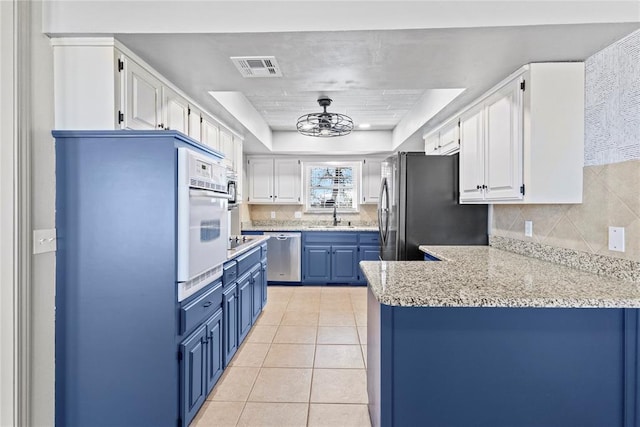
[[294, 211, 302, 219], [33, 229, 57, 254], [609, 226, 625, 252], [524, 221, 533, 237], [270, 211, 276, 219]]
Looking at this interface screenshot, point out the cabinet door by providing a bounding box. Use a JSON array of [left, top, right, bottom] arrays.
[[424, 133, 440, 155], [205, 308, 223, 395], [261, 261, 268, 308], [220, 129, 234, 169], [357, 244, 380, 283], [123, 58, 162, 130], [180, 324, 208, 427], [362, 159, 382, 204], [162, 87, 189, 134], [222, 284, 238, 367], [248, 158, 274, 203], [201, 116, 220, 151], [459, 104, 485, 202], [274, 159, 301, 204], [439, 120, 460, 155], [484, 79, 524, 201], [303, 245, 331, 283], [234, 138, 244, 201], [188, 105, 202, 143], [251, 265, 262, 322], [237, 273, 253, 344], [331, 245, 359, 283]]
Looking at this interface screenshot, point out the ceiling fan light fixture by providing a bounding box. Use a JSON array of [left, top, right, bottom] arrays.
[[296, 96, 353, 137]]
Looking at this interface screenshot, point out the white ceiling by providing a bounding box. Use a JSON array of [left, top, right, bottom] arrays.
[[117, 22, 640, 147]]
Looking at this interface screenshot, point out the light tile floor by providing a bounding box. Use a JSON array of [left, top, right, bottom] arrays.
[[191, 286, 370, 427]]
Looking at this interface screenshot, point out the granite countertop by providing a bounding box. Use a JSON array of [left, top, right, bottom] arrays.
[[242, 225, 379, 232], [227, 235, 270, 260], [360, 245, 640, 309]]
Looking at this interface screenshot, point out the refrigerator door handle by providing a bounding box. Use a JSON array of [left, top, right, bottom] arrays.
[[379, 177, 390, 246]]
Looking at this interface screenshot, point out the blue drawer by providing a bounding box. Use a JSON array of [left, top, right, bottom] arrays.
[[236, 246, 261, 276], [304, 232, 358, 244], [223, 260, 238, 285], [180, 280, 223, 335], [359, 232, 380, 245]]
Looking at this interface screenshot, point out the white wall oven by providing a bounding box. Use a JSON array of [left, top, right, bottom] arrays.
[[177, 147, 229, 301]]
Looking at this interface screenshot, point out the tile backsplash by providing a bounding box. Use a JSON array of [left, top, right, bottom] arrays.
[[246, 204, 378, 226], [492, 160, 640, 262]]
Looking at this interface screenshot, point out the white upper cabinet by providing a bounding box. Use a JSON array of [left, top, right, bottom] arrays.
[[248, 158, 275, 203], [483, 79, 523, 201], [219, 129, 234, 169], [459, 104, 485, 202], [361, 159, 382, 204], [188, 105, 202, 142], [424, 133, 439, 155], [123, 57, 162, 130], [274, 159, 302, 204], [456, 62, 584, 204], [162, 87, 189, 133], [424, 119, 460, 156], [201, 115, 220, 152], [247, 158, 302, 204]]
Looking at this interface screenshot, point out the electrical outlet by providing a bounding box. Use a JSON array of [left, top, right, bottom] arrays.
[[609, 226, 625, 252], [294, 211, 302, 219], [270, 211, 276, 219], [524, 221, 533, 237]]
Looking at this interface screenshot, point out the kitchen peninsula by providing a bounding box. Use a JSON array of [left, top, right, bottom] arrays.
[[361, 244, 640, 427]]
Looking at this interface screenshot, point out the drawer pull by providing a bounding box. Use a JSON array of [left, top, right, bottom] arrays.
[[202, 301, 212, 308]]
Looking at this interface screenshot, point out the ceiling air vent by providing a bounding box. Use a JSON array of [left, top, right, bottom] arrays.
[[230, 56, 283, 78]]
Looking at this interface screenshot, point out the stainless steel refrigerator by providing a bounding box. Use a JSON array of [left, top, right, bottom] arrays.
[[378, 152, 488, 261]]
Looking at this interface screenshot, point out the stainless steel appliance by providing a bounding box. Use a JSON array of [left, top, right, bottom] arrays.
[[264, 232, 302, 282], [379, 152, 488, 261], [227, 176, 238, 206], [177, 147, 230, 301]]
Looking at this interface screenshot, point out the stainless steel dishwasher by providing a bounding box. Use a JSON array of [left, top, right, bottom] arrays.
[[264, 232, 302, 282]]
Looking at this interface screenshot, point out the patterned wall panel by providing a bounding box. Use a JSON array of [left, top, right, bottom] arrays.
[[585, 30, 640, 166]]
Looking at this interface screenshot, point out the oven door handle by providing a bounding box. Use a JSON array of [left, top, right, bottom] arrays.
[[189, 189, 232, 199]]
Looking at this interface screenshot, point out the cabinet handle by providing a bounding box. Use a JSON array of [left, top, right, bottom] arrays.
[[476, 185, 481, 190], [482, 184, 487, 189], [202, 301, 212, 308], [274, 195, 277, 199], [269, 195, 272, 198]]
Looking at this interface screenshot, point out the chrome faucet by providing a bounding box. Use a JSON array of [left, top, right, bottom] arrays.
[[333, 205, 341, 226]]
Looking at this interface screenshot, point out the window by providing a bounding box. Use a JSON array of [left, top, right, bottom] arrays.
[[304, 162, 361, 212]]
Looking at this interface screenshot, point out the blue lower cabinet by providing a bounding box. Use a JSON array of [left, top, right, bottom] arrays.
[[251, 265, 263, 323], [180, 324, 208, 427], [358, 245, 380, 283], [331, 245, 359, 282], [261, 261, 268, 308], [223, 284, 239, 367], [205, 308, 224, 395], [303, 245, 332, 282], [238, 272, 253, 344]]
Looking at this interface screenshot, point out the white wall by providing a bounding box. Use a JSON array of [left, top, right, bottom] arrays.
[[42, 1, 640, 34], [0, 2, 18, 424], [270, 130, 393, 155], [30, 2, 56, 425]]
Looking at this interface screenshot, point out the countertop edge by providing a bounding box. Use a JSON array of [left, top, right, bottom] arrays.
[[226, 235, 270, 260]]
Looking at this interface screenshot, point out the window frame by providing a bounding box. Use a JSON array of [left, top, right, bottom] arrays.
[[303, 161, 361, 213]]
